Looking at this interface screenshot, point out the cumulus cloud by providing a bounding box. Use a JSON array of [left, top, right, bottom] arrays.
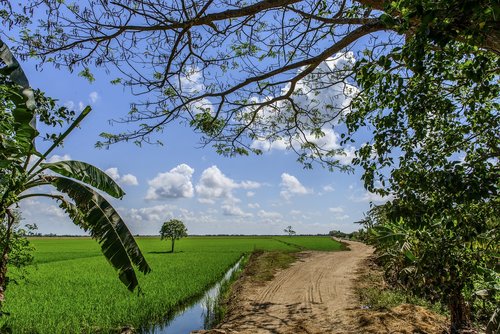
[[146, 164, 194, 200], [121, 174, 139, 186], [127, 204, 175, 223], [64, 101, 75, 110], [221, 204, 252, 217], [196, 166, 261, 204], [64, 92, 99, 114], [329, 207, 344, 213], [359, 191, 392, 203], [349, 188, 393, 204], [41, 205, 66, 218], [47, 154, 71, 163], [257, 210, 283, 223], [89, 91, 99, 103], [105, 167, 120, 180], [20, 199, 66, 219], [179, 68, 214, 115], [247, 53, 359, 165], [248, 203, 260, 209], [323, 185, 335, 192], [250, 139, 288, 151], [105, 167, 139, 186], [280, 173, 311, 200], [251, 128, 355, 165], [65, 100, 86, 111]]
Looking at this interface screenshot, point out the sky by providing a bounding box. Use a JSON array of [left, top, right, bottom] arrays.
[[15, 51, 388, 236]]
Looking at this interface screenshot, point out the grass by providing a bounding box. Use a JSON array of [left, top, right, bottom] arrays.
[[273, 235, 346, 251], [1, 236, 342, 334], [354, 258, 447, 315], [243, 250, 298, 283]]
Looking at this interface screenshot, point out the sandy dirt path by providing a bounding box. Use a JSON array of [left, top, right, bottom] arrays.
[[195, 240, 374, 334]]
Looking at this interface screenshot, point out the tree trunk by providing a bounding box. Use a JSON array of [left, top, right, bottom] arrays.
[[171, 239, 175, 253], [449, 292, 472, 333], [0, 212, 13, 311], [0, 250, 8, 309]]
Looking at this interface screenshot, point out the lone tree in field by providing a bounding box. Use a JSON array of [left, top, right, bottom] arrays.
[[160, 219, 188, 253], [284, 226, 296, 237]]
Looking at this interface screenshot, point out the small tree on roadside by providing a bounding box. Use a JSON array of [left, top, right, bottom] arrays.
[[284, 226, 296, 237], [160, 219, 188, 253]]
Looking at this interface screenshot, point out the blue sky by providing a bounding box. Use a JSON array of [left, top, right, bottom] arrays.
[[17, 54, 387, 236]]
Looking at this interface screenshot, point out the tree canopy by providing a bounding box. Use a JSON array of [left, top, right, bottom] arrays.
[[160, 219, 188, 252], [5, 0, 498, 170]]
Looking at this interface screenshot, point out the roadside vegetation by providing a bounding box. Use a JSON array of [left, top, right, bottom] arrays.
[[353, 257, 449, 333], [0, 236, 342, 333]]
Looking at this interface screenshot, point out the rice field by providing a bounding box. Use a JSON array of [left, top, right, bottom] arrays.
[[1, 236, 342, 333]]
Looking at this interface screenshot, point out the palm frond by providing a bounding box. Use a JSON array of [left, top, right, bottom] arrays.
[[52, 177, 151, 291]]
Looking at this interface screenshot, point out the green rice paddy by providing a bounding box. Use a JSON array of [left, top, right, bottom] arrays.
[[1, 236, 343, 333]]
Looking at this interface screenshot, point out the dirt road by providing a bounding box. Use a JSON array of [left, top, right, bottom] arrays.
[[196, 240, 374, 334]]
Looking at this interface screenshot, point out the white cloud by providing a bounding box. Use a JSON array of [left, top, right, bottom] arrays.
[[65, 101, 75, 110], [248, 203, 260, 209], [221, 204, 252, 217], [290, 210, 302, 216], [196, 166, 237, 203], [89, 91, 99, 103], [121, 174, 139, 186], [335, 214, 350, 220], [350, 191, 393, 204], [250, 138, 288, 151], [323, 185, 335, 192], [179, 68, 214, 115], [360, 191, 391, 203], [329, 207, 344, 213], [257, 210, 283, 222], [246, 53, 359, 165], [42, 205, 66, 218], [20, 199, 66, 219], [240, 181, 261, 189], [65, 91, 100, 114], [251, 128, 355, 165], [105, 167, 120, 180], [196, 166, 261, 204], [105, 167, 139, 186], [127, 204, 175, 223], [146, 164, 194, 200], [246, 191, 255, 197], [65, 100, 86, 112], [47, 154, 71, 163], [280, 173, 311, 200]]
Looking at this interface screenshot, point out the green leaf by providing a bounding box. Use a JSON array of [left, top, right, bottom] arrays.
[[41, 160, 125, 199], [404, 250, 416, 262], [52, 177, 151, 291]]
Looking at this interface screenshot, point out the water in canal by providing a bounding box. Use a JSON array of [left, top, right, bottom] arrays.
[[143, 258, 243, 334]]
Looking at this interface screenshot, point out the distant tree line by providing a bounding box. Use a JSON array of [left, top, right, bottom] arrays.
[[328, 229, 367, 241]]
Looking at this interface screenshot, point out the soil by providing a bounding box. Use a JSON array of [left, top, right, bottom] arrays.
[[193, 240, 448, 334]]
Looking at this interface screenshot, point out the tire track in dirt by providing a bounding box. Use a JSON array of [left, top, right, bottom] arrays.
[[194, 240, 373, 334]]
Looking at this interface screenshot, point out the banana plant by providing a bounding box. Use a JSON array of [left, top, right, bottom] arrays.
[[0, 40, 150, 310]]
